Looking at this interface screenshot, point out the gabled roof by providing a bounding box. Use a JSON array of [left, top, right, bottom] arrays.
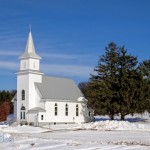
[[11, 93, 17, 102], [19, 31, 41, 59], [35, 76, 83, 101], [27, 107, 46, 114]]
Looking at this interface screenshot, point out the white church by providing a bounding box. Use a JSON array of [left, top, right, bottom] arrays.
[[12, 31, 93, 126]]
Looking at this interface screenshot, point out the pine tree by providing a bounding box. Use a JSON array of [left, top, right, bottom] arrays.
[[89, 42, 120, 119], [117, 47, 143, 120], [138, 59, 150, 112], [86, 42, 144, 120], [0, 90, 16, 102]]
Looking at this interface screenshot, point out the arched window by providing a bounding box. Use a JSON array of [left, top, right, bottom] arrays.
[[55, 103, 58, 116], [21, 106, 26, 110], [22, 90, 25, 100], [89, 111, 91, 117], [65, 104, 68, 116], [76, 104, 79, 116]]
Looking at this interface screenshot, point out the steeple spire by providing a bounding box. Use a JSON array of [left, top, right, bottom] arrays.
[[20, 31, 41, 59]]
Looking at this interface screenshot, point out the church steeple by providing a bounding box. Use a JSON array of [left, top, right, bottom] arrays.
[[20, 31, 41, 59], [16, 30, 43, 123], [18, 31, 42, 72]]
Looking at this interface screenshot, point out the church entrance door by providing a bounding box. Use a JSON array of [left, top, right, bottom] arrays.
[[20, 106, 26, 121]]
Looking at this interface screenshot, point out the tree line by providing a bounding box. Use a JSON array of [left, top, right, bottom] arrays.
[[0, 90, 16, 103], [79, 42, 150, 120]]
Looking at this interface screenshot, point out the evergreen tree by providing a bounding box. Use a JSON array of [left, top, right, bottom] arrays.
[[0, 90, 16, 103], [85, 42, 145, 120], [117, 48, 144, 120], [138, 59, 150, 112], [90, 42, 120, 119], [139, 59, 150, 79], [78, 82, 90, 99]]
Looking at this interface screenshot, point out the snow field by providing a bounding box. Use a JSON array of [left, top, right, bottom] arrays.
[[0, 119, 150, 149]]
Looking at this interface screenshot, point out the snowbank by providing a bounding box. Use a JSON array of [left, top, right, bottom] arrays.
[[76, 120, 150, 131], [0, 125, 49, 133], [1, 120, 150, 133]]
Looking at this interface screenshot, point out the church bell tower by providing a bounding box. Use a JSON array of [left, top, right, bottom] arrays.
[[16, 31, 43, 122]]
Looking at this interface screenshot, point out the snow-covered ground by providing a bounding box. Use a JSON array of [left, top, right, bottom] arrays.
[[0, 115, 150, 150]]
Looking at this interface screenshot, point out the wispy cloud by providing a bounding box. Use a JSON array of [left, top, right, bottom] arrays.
[[0, 60, 19, 71], [0, 50, 21, 56], [41, 53, 76, 59], [41, 64, 93, 78], [0, 50, 97, 61], [40, 52, 98, 61], [0, 59, 93, 78]]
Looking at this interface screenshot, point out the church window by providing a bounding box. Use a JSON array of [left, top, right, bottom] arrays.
[[55, 103, 58, 116], [24, 62, 26, 69], [23, 112, 25, 119], [22, 90, 25, 100], [89, 111, 91, 117], [21, 106, 26, 110], [20, 112, 22, 119], [41, 115, 44, 120], [65, 104, 68, 116], [76, 104, 79, 116]]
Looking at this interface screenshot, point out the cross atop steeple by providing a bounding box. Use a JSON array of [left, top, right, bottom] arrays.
[[19, 31, 41, 59]]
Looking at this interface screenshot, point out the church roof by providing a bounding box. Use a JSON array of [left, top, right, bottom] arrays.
[[27, 107, 46, 114], [19, 31, 41, 59], [11, 93, 17, 102], [35, 76, 83, 101]]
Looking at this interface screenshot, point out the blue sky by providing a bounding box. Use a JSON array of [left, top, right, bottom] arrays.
[[0, 0, 150, 90]]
